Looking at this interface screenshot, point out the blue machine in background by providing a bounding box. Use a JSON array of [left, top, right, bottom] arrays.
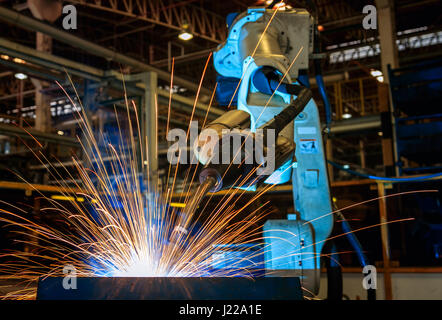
[[388, 59, 442, 175]]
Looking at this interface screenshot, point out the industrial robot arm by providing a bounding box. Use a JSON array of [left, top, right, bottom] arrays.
[[194, 7, 334, 297]]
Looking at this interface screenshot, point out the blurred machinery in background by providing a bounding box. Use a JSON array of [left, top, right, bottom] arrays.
[[388, 59, 442, 175]]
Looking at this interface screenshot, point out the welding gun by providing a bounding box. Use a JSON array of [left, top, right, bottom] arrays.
[[195, 85, 312, 192]]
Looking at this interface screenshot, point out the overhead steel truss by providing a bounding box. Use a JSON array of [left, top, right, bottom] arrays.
[[69, 0, 227, 43], [328, 28, 442, 64]]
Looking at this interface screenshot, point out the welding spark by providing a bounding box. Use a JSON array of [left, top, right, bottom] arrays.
[[0, 70, 273, 299]]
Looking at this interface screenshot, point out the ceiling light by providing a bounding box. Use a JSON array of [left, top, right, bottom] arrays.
[[376, 76, 384, 83], [57, 130, 64, 136], [13, 57, 26, 64], [370, 69, 382, 77], [0, 54, 10, 60], [342, 113, 352, 119], [343, 164, 350, 169], [178, 31, 193, 41], [14, 73, 28, 80]]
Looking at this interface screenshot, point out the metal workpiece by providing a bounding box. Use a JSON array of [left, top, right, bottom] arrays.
[[37, 277, 303, 300]]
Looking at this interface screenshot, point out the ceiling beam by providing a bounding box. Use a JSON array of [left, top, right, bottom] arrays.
[[0, 6, 211, 96], [0, 38, 223, 119], [68, 0, 226, 44]]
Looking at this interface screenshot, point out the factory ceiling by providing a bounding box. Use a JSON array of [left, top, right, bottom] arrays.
[[0, 0, 440, 90]]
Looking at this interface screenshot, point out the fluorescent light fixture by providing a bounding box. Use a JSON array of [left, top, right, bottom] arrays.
[[370, 69, 382, 77], [14, 73, 28, 80], [178, 31, 193, 41], [342, 113, 352, 119], [13, 57, 26, 64], [370, 70, 385, 82]]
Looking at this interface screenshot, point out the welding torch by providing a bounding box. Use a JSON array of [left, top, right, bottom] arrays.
[[195, 86, 312, 192]]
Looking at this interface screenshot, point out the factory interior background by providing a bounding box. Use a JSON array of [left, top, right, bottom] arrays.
[[0, 0, 441, 302]]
